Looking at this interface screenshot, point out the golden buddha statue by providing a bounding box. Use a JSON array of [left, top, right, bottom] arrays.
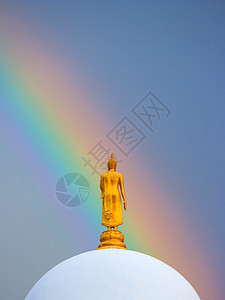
[[98, 154, 127, 249]]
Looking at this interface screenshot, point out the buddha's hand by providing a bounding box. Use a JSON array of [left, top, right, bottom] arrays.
[[124, 201, 127, 211]]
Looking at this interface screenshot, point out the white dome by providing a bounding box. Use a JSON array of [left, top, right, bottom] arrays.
[[25, 249, 200, 300]]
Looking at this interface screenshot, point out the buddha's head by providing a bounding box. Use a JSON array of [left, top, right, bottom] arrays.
[[107, 153, 117, 171]]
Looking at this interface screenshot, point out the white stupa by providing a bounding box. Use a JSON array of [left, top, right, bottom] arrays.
[[26, 155, 200, 299], [25, 249, 200, 299]]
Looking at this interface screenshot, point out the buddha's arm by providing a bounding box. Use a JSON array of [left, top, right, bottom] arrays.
[[119, 174, 127, 210], [100, 175, 104, 199]]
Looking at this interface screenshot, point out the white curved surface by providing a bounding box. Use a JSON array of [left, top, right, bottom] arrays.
[[25, 249, 200, 300]]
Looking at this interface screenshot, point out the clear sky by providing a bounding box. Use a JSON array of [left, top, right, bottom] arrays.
[[0, 1, 224, 300]]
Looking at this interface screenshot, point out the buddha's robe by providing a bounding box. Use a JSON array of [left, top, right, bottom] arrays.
[[100, 170, 125, 227]]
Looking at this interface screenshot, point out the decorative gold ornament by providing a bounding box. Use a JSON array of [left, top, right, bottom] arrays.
[[98, 230, 126, 250], [98, 153, 127, 249]]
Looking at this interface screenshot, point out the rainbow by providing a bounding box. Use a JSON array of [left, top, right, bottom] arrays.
[[0, 13, 222, 299]]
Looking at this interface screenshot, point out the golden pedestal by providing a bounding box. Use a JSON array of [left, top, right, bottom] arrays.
[[98, 230, 127, 250]]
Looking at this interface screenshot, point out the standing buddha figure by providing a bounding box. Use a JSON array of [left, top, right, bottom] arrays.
[[98, 154, 127, 249]]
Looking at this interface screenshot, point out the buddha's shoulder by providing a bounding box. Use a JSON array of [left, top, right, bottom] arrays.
[[115, 171, 122, 176], [100, 172, 107, 177], [113, 172, 123, 178], [101, 171, 122, 177]]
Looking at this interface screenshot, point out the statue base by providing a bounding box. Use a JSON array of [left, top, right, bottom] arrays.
[[98, 230, 127, 250]]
